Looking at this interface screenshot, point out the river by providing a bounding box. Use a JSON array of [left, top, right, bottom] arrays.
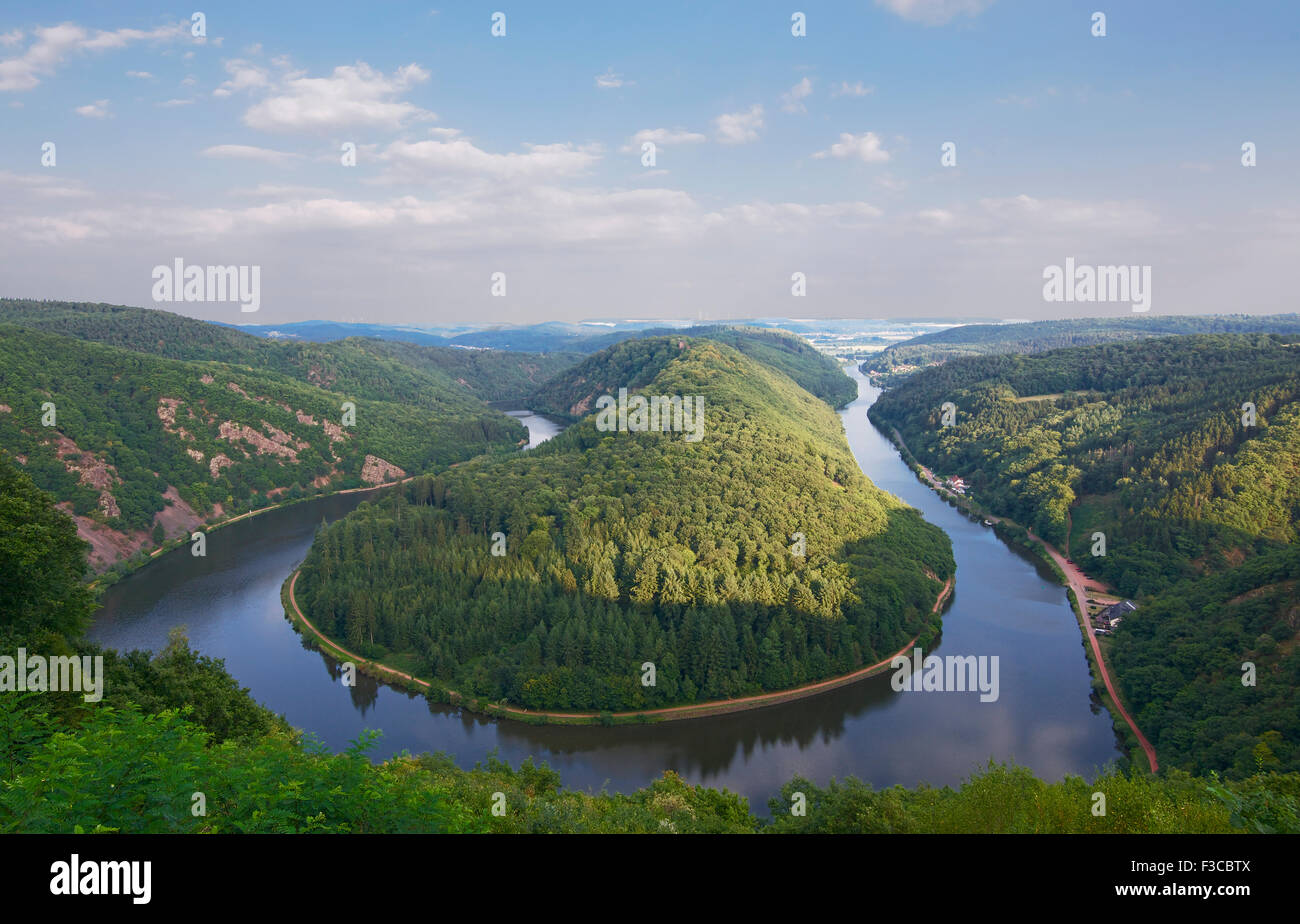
[[89, 378, 1121, 810]]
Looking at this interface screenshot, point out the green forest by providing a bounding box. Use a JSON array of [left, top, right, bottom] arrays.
[[296, 337, 953, 710], [0, 299, 578, 406], [528, 325, 858, 417], [4, 442, 1297, 833], [870, 334, 1300, 776], [0, 324, 524, 554], [866, 314, 1300, 384]]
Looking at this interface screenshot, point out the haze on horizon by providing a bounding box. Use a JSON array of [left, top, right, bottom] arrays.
[[1, 0, 1297, 325]]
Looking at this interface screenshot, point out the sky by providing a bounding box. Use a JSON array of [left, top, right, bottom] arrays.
[[1, 0, 1297, 325]]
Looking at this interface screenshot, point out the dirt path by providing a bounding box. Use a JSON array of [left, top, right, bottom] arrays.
[[886, 425, 1158, 773], [286, 570, 952, 724], [1034, 537, 1158, 772]]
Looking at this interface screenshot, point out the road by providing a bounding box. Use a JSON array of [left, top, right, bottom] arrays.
[[888, 425, 1159, 773]]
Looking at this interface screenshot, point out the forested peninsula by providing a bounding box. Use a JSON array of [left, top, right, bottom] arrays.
[[295, 337, 954, 712]]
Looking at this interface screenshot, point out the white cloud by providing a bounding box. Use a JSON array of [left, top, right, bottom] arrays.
[[621, 128, 707, 153], [0, 21, 188, 92], [0, 170, 92, 199], [973, 194, 1159, 233], [201, 144, 302, 166], [714, 105, 764, 144], [236, 61, 434, 133], [595, 68, 628, 89], [917, 208, 955, 227], [832, 81, 873, 97], [231, 183, 334, 198], [212, 59, 269, 97], [379, 138, 601, 181], [875, 0, 995, 25], [721, 200, 883, 230], [780, 77, 813, 113], [813, 131, 890, 163], [74, 99, 110, 118]]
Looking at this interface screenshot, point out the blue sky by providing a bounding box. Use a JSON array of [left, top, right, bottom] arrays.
[[2, 1, 1297, 323]]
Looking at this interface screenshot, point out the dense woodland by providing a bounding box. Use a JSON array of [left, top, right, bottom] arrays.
[[3, 454, 1297, 833], [528, 325, 858, 416], [357, 339, 581, 403], [0, 299, 578, 406], [297, 337, 953, 710], [870, 334, 1300, 776], [0, 326, 524, 531], [867, 314, 1300, 383]]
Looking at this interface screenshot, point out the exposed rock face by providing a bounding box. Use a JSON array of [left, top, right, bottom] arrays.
[[361, 454, 407, 485], [48, 433, 120, 521], [58, 484, 208, 571], [157, 397, 181, 428], [209, 453, 234, 478], [217, 420, 298, 460], [307, 364, 336, 388]]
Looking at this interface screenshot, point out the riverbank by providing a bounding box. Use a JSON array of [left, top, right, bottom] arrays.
[[283, 568, 954, 726], [88, 475, 416, 593], [878, 422, 1157, 773]]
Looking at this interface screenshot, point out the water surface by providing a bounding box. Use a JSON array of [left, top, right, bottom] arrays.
[[91, 371, 1121, 809]]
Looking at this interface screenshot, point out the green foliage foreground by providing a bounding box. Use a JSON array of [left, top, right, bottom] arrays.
[[4, 692, 1297, 832]]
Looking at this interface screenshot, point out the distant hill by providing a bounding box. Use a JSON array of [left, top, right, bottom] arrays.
[[529, 325, 857, 414], [230, 318, 681, 353], [296, 336, 953, 711], [0, 299, 574, 405], [866, 315, 1300, 383], [359, 340, 582, 404], [223, 320, 454, 346]]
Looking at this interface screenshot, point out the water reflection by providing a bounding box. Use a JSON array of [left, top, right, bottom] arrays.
[[91, 371, 1122, 811]]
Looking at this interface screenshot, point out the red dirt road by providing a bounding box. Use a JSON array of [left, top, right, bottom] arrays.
[[1034, 538, 1159, 772], [889, 425, 1157, 773]]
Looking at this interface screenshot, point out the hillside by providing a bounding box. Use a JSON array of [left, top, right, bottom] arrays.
[[529, 325, 856, 416], [358, 339, 581, 404], [869, 333, 1300, 775], [866, 315, 1300, 384], [295, 337, 953, 711], [0, 299, 576, 406], [0, 325, 524, 570]]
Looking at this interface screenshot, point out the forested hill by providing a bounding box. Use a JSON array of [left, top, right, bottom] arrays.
[[359, 339, 581, 404], [869, 333, 1300, 776], [5, 453, 1297, 834], [0, 299, 577, 406], [0, 325, 524, 570], [528, 325, 856, 417], [866, 314, 1300, 383], [296, 337, 953, 711]]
